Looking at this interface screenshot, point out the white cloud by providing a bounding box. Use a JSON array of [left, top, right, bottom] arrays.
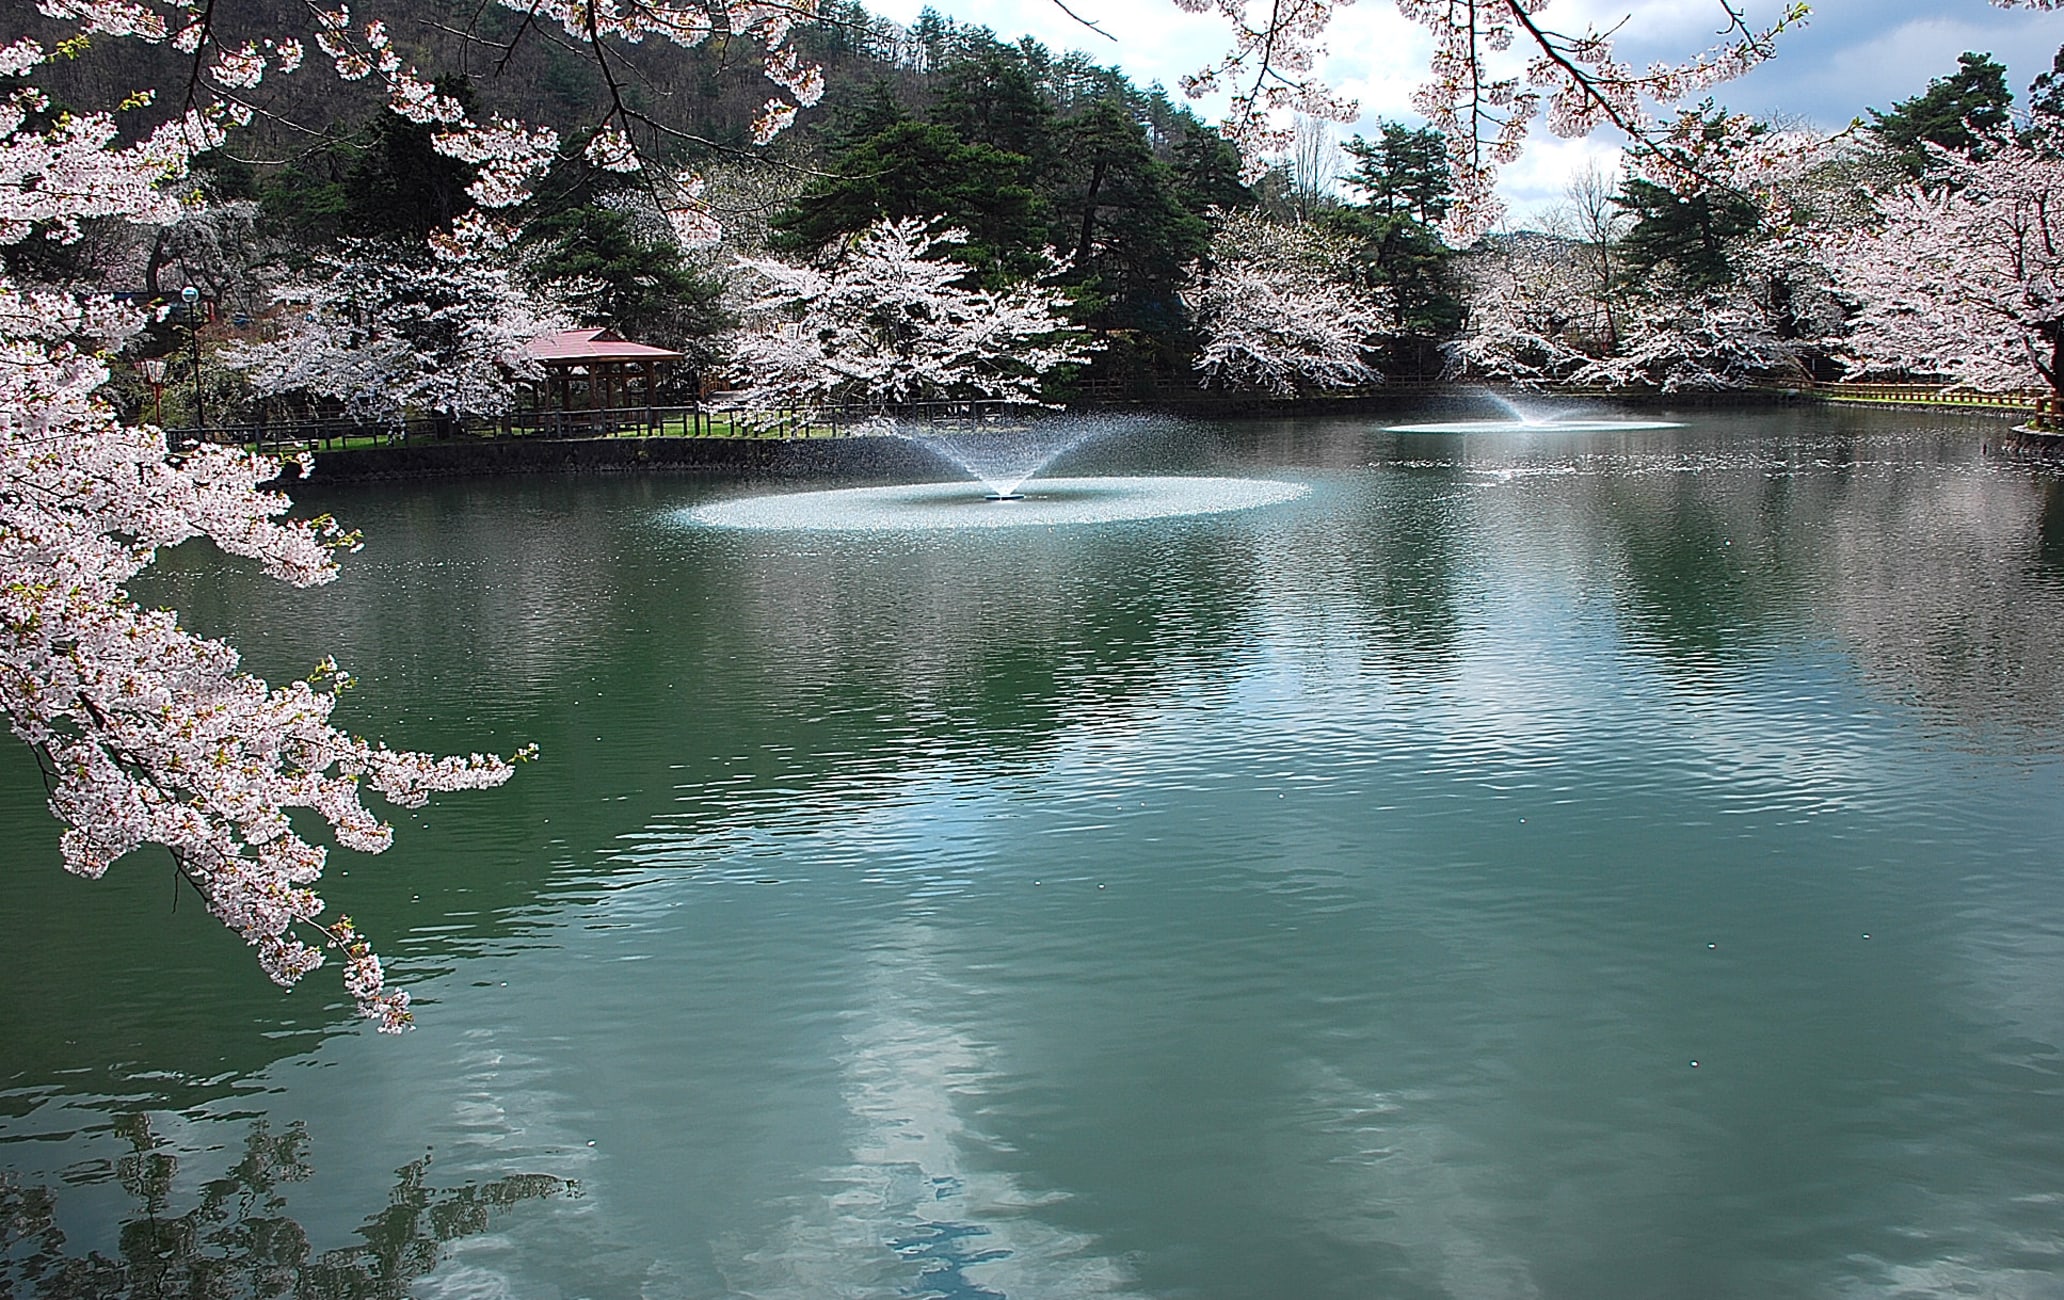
[[1493, 135, 1629, 228], [1723, 10, 2064, 129]]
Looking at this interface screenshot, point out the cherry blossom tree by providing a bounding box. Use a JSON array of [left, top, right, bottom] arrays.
[[1175, 0, 1809, 237], [223, 227, 574, 426], [1450, 116, 1862, 391], [1180, 0, 2058, 238], [1453, 227, 1831, 393], [1568, 281, 1810, 391], [725, 217, 1095, 419], [1181, 212, 1391, 394], [1447, 230, 1600, 386], [1, 239, 522, 1030], [0, 13, 567, 1031], [1830, 134, 2064, 398]]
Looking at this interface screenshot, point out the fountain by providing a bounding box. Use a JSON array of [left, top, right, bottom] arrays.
[[1385, 389, 1683, 435], [893, 416, 1111, 502], [682, 476, 1309, 532], [681, 412, 1310, 532]]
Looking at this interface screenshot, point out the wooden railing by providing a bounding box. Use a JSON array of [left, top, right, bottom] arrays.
[[169, 398, 1055, 454], [1781, 381, 2050, 414]]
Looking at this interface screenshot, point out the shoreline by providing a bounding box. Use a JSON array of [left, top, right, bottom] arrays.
[[277, 389, 2046, 486]]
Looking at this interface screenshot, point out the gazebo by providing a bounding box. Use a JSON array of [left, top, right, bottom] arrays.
[[521, 328, 685, 435]]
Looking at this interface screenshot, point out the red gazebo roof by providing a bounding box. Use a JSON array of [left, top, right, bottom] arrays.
[[523, 328, 683, 364]]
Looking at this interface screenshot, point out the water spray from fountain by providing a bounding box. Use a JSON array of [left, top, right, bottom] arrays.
[[891, 412, 1160, 501], [680, 411, 1311, 531], [1385, 388, 1683, 435]]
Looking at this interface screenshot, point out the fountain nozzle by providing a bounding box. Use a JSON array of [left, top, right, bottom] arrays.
[[984, 492, 1025, 502]]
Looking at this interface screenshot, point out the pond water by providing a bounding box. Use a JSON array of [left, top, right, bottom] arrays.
[[5, 405, 2064, 1299]]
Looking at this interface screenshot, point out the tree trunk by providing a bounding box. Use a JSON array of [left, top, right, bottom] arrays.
[[144, 229, 169, 300], [1076, 157, 1108, 268]]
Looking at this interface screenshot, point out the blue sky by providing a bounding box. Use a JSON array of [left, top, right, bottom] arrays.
[[865, 0, 2064, 221]]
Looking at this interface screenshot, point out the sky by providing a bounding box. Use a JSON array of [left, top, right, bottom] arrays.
[[863, 0, 2064, 223]]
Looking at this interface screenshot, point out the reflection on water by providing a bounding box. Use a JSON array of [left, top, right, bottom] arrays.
[[0, 1117, 566, 1298], [718, 924, 1143, 1299], [6, 406, 2064, 1299]]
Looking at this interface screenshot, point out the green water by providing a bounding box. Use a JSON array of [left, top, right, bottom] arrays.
[[5, 406, 2064, 1298]]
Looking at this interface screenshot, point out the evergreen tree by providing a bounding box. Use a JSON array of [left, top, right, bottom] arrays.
[[931, 40, 1056, 170], [772, 120, 1045, 282], [2028, 44, 2064, 153], [259, 80, 482, 244], [1613, 178, 1761, 290], [1172, 129, 1253, 217], [1327, 124, 1461, 374], [1343, 124, 1452, 226], [1051, 95, 1208, 332], [1869, 52, 2013, 175], [520, 200, 733, 371]]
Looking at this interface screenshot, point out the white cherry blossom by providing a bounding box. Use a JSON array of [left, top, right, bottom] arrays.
[[1181, 212, 1391, 394], [1830, 135, 2064, 397], [726, 218, 1095, 419]]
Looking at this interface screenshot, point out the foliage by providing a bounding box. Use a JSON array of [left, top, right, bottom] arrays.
[[0, 5, 598, 1028], [2026, 44, 2064, 153], [1327, 122, 1463, 371], [519, 195, 733, 370], [1613, 177, 1763, 290], [259, 80, 485, 244], [1343, 124, 1451, 227], [1050, 94, 1214, 333], [772, 119, 1046, 282], [1385, 0, 1809, 237]]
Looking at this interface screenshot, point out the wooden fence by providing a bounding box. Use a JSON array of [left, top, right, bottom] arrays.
[[1780, 381, 2050, 415], [171, 397, 1055, 456]]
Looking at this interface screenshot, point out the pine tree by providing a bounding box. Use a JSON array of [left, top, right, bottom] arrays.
[[1868, 52, 2013, 175], [1613, 178, 1761, 290], [772, 120, 1045, 283]]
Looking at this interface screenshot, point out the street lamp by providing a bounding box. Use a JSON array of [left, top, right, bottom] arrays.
[[181, 285, 204, 439], [138, 356, 166, 427]]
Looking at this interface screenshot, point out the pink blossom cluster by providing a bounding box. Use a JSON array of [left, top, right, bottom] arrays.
[[0, 273, 526, 1028], [1387, 0, 1806, 238], [1830, 136, 2064, 396], [1569, 290, 1808, 392], [2, 0, 531, 1030], [1447, 232, 1599, 385], [223, 230, 574, 424], [1449, 218, 1833, 392], [1171, 0, 2059, 237], [1175, 0, 1360, 174]]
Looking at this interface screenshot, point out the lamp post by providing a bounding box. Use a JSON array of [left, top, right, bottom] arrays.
[[181, 285, 204, 441], [139, 356, 166, 427]]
